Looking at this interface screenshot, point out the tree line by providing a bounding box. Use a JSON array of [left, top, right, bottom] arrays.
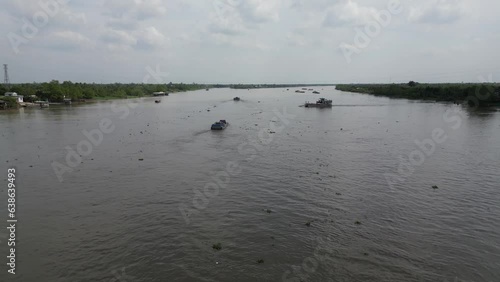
[[336, 82, 500, 106], [0, 81, 209, 102]]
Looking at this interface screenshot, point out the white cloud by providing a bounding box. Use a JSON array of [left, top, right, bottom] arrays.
[[208, 0, 282, 36], [240, 0, 282, 23], [99, 26, 168, 51], [102, 0, 167, 20], [43, 31, 93, 50], [100, 29, 137, 46], [323, 0, 379, 27], [137, 26, 169, 49], [408, 0, 465, 25]]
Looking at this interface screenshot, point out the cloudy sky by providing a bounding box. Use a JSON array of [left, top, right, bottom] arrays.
[[1, 0, 499, 84]]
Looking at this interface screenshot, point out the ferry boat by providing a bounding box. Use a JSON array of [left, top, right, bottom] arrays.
[[305, 98, 332, 108], [211, 120, 228, 130]]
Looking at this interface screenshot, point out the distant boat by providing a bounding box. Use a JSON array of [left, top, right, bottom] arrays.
[[313, 91, 320, 94], [295, 90, 306, 93], [155, 100, 161, 103], [211, 120, 228, 130], [39, 102, 49, 108], [206, 88, 209, 91], [153, 92, 167, 96], [233, 97, 240, 101], [305, 98, 332, 108]]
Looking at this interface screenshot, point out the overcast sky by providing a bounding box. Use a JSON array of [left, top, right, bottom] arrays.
[[1, 0, 499, 84]]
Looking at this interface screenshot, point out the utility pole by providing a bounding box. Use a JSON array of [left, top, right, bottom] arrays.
[[4, 64, 10, 91]]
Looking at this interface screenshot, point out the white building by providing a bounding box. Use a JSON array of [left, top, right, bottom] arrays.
[[4, 92, 23, 103]]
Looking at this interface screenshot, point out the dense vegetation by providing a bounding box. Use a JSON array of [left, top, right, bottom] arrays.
[[0, 97, 17, 109], [0, 81, 209, 103], [336, 82, 500, 106]]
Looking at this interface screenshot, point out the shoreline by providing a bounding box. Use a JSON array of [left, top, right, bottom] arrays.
[[0, 89, 205, 113], [335, 84, 500, 107]]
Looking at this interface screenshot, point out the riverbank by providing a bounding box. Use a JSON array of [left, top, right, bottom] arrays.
[[0, 84, 210, 111], [1, 81, 209, 105], [336, 83, 500, 106]]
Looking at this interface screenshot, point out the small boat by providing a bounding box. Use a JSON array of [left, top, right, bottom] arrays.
[[233, 97, 240, 101], [155, 100, 161, 103], [211, 120, 228, 130], [305, 98, 332, 108], [295, 90, 306, 93], [313, 91, 320, 94]]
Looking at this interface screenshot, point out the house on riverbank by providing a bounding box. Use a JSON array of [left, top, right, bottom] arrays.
[[4, 92, 23, 103]]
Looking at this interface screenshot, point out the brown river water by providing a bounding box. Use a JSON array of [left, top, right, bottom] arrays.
[[0, 86, 499, 281]]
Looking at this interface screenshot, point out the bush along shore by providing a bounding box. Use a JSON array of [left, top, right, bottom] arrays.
[[336, 82, 500, 107]]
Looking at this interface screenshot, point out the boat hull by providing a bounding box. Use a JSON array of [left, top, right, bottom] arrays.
[[305, 104, 332, 108], [211, 124, 227, 130], [211, 121, 229, 130]]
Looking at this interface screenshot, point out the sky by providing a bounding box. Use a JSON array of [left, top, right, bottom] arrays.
[[0, 0, 499, 84]]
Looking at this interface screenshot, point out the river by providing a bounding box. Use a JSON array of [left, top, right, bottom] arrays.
[[0, 86, 499, 281]]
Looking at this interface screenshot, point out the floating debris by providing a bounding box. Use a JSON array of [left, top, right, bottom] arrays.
[[212, 243, 222, 251], [257, 259, 264, 264], [355, 221, 362, 225], [138, 158, 144, 161], [305, 221, 311, 227], [265, 209, 272, 214], [432, 185, 439, 189]]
